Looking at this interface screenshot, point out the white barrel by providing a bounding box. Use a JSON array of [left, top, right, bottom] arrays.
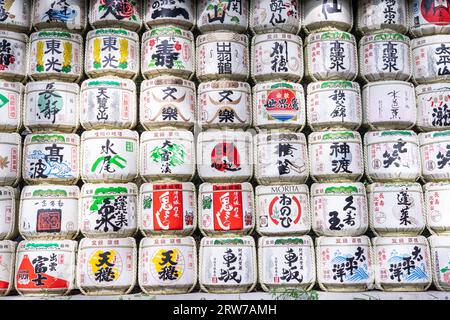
[[316, 236, 374, 291], [28, 31, 83, 82], [199, 236, 257, 293], [255, 132, 309, 185], [197, 0, 249, 33], [428, 235, 450, 291], [409, 0, 450, 37], [199, 182, 254, 237], [424, 182, 450, 235], [24, 81, 79, 133], [140, 130, 194, 183], [76, 237, 137, 295], [85, 28, 139, 80], [144, 0, 195, 30], [250, 0, 301, 34], [311, 182, 368, 237], [307, 81, 362, 131], [0, 30, 27, 82], [258, 236, 315, 292], [141, 27, 195, 80], [0, 133, 21, 186], [199, 80, 250, 130], [141, 76, 195, 130], [139, 182, 196, 237], [19, 185, 79, 240], [367, 183, 425, 236], [32, 0, 87, 31], [138, 236, 197, 294], [303, 0, 353, 33], [15, 240, 77, 296], [309, 131, 364, 182], [197, 130, 253, 183], [0, 0, 31, 32], [362, 81, 416, 130], [420, 131, 450, 181], [251, 33, 303, 82], [0, 240, 16, 296], [416, 83, 450, 132], [365, 130, 421, 182], [0, 81, 23, 132], [196, 32, 249, 82], [305, 30, 358, 81], [88, 0, 142, 31], [80, 77, 137, 130], [253, 81, 306, 132], [412, 35, 450, 84], [373, 236, 432, 291], [356, 0, 409, 35], [80, 129, 138, 183], [359, 32, 412, 82], [0, 187, 18, 241], [256, 184, 310, 236]]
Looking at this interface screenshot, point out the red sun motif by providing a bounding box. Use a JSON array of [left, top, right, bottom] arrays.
[[421, 0, 450, 24]]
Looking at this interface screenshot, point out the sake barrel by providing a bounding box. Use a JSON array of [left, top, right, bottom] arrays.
[[309, 131, 364, 182], [197, 130, 253, 183], [254, 132, 309, 185], [0, 0, 31, 32], [412, 35, 450, 84], [311, 182, 368, 237], [80, 129, 138, 183], [0, 30, 27, 82], [253, 81, 306, 132], [144, 0, 195, 30], [250, 0, 301, 34], [198, 80, 251, 130], [139, 182, 196, 237], [85, 28, 139, 80], [32, 0, 87, 32], [15, 240, 77, 296], [424, 182, 450, 235], [80, 77, 137, 130], [196, 32, 249, 82], [0, 240, 15, 296], [19, 185, 79, 240], [0, 133, 21, 186], [89, 0, 142, 31], [140, 130, 194, 183], [141, 27, 195, 80], [0, 81, 23, 132], [367, 183, 425, 236], [373, 236, 432, 291], [359, 32, 412, 82], [356, 0, 409, 35], [416, 83, 450, 132], [76, 237, 137, 295], [28, 31, 83, 82], [305, 30, 358, 81], [303, 0, 353, 33], [251, 33, 303, 82], [258, 236, 315, 292], [23, 133, 79, 185], [198, 182, 254, 237], [365, 130, 421, 182], [428, 235, 450, 291], [24, 81, 79, 133], [255, 184, 310, 236], [409, 0, 450, 37], [197, 0, 249, 33], [199, 236, 257, 293], [140, 76, 195, 130], [316, 236, 374, 291], [139, 236, 197, 294], [362, 81, 416, 130], [307, 81, 362, 131], [420, 131, 450, 181], [0, 187, 18, 241]]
